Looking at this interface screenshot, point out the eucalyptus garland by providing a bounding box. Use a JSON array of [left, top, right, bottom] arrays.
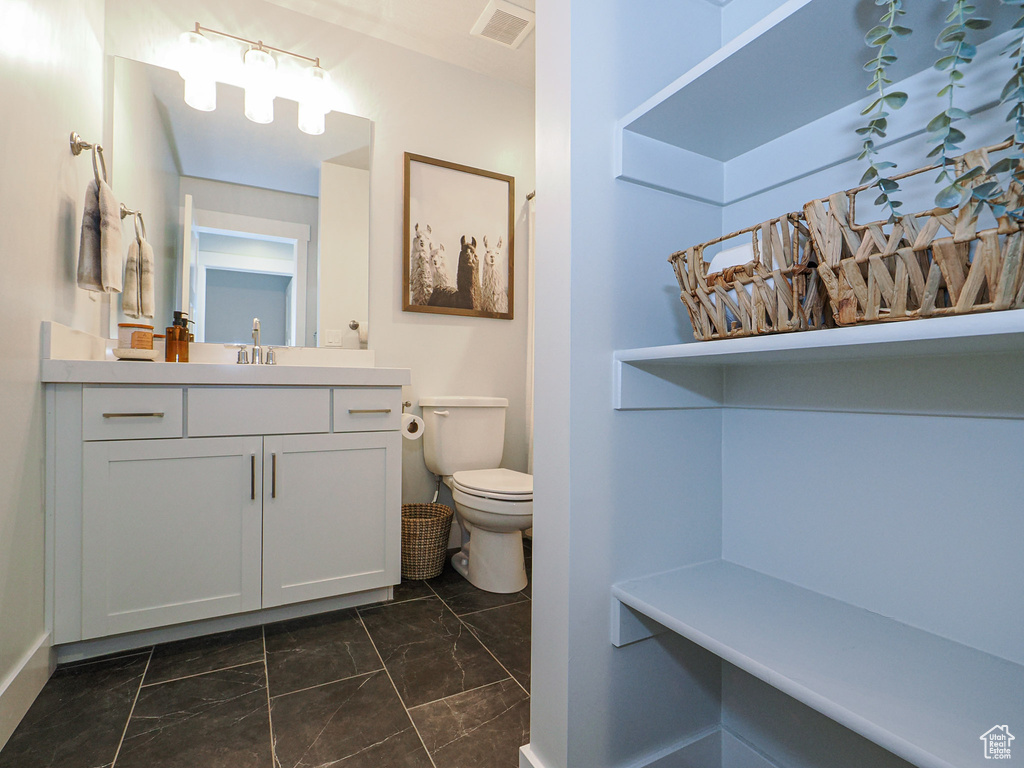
[[857, 0, 911, 222], [927, 0, 991, 208], [984, 0, 1024, 220]]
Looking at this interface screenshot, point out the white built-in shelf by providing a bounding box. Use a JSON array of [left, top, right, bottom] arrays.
[[615, 0, 1018, 202], [613, 310, 1024, 409], [620, 0, 1018, 163], [612, 560, 1024, 768]]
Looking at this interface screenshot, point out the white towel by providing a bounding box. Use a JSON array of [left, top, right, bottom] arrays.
[[122, 235, 155, 319], [77, 178, 123, 293]]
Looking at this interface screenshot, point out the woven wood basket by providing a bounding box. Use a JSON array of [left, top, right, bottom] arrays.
[[401, 503, 453, 580], [669, 212, 829, 341], [803, 143, 1024, 326]]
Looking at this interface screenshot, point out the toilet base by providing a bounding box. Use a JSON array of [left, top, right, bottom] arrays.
[[452, 529, 527, 594]]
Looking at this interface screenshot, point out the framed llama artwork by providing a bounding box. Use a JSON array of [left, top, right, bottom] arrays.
[[403, 152, 514, 319]]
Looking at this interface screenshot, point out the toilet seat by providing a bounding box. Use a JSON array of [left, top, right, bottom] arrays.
[[451, 468, 532, 502]]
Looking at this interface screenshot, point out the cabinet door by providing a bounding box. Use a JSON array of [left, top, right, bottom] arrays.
[[262, 431, 401, 607], [81, 437, 264, 639]]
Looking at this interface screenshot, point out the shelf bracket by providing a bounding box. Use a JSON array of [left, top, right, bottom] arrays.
[[611, 596, 666, 647], [613, 357, 723, 410]]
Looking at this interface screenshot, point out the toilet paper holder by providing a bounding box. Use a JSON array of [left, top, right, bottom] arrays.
[[402, 400, 412, 413]]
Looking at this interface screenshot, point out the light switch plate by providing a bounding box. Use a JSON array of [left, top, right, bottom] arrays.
[[323, 329, 344, 347]]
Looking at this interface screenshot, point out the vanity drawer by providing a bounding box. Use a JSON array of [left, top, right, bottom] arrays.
[[83, 387, 184, 441], [333, 388, 401, 432], [188, 387, 330, 437]]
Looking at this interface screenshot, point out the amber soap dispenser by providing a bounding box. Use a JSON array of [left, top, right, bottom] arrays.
[[165, 311, 191, 363]]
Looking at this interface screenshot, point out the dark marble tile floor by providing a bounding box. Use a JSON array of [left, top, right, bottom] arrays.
[[0, 541, 532, 768]]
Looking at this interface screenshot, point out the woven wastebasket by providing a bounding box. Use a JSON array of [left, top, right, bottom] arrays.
[[401, 503, 453, 580]]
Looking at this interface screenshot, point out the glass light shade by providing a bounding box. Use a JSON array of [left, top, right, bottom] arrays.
[[178, 31, 216, 111], [243, 47, 276, 124], [183, 77, 216, 112], [297, 66, 330, 135]]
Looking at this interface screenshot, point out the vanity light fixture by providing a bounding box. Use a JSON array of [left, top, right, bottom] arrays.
[[243, 45, 276, 124], [297, 65, 330, 135], [178, 29, 216, 112], [179, 23, 328, 132]]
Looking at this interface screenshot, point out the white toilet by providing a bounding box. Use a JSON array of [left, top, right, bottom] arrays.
[[420, 396, 533, 593]]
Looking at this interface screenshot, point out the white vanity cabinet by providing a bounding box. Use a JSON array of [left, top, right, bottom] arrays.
[[81, 435, 265, 638], [261, 431, 400, 608], [43, 361, 410, 648]]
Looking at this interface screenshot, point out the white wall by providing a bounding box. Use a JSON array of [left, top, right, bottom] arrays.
[[0, 0, 107, 748], [532, 1, 728, 767], [319, 162, 369, 346], [111, 56, 180, 331], [105, 0, 536, 501]]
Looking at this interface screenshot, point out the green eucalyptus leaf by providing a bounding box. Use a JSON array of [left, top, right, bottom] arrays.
[[927, 144, 945, 158], [935, 185, 962, 208], [883, 92, 908, 108], [959, 43, 977, 59], [927, 113, 952, 131], [860, 167, 879, 184], [950, 69, 965, 82], [891, 25, 912, 36], [957, 166, 985, 182], [947, 107, 971, 120], [938, 84, 954, 97], [878, 177, 899, 191], [875, 161, 896, 170], [935, 55, 957, 70], [991, 203, 1008, 219], [947, 126, 967, 143], [964, 17, 991, 29], [973, 181, 1001, 199], [988, 158, 1015, 175], [860, 98, 882, 115], [889, 200, 904, 208], [874, 192, 890, 206]]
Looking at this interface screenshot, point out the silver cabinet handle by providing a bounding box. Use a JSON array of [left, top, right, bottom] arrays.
[[250, 454, 256, 501], [102, 412, 165, 418], [271, 453, 277, 499], [348, 408, 392, 414]]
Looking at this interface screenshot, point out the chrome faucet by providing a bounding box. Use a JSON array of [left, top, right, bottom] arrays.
[[251, 317, 262, 364]]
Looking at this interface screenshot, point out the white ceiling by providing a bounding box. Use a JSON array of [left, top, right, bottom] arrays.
[[262, 0, 536, 90]]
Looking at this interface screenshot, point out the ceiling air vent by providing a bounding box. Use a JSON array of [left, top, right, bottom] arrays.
[[471, 0, 536, 50]]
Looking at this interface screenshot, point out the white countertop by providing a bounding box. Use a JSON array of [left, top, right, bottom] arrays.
[[40, 322, 410, 387], [41, 359, 411, 387]]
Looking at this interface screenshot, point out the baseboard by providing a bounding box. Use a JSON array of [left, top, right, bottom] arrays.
[[0, 632, 54, 751], [56, 587, 391, 665]]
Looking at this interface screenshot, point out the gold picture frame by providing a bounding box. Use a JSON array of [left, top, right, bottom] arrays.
[[403, 152, 514, 319]]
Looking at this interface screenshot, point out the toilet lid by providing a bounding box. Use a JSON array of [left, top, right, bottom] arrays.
[[452, 468, 533, 501]]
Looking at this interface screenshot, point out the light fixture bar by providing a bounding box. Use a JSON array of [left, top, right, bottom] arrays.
[[192, 22, 320, 67]]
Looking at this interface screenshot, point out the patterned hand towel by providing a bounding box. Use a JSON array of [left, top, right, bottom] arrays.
[[77, 178, 123, 293], [122, 235, 155, 319], [123, 239, 141, 318], [139, 236, 154, 318]]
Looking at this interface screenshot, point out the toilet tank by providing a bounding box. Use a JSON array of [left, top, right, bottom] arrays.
[[419, 396, 508, 476]]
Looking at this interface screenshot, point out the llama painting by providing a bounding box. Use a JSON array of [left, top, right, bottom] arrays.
[[403, 153, 514, 319], [409, 223, 435, 306], [480, 236, 508, 314]]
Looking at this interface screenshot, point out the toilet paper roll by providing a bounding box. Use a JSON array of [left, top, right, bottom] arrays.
[[401, 413, 424, 440]]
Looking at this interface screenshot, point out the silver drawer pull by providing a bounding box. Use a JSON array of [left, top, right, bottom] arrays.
[[102, 412, 165, 419], [348, 408, 391, 414]]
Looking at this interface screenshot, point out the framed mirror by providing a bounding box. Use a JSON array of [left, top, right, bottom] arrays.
[[110, 56, 371, 348]]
